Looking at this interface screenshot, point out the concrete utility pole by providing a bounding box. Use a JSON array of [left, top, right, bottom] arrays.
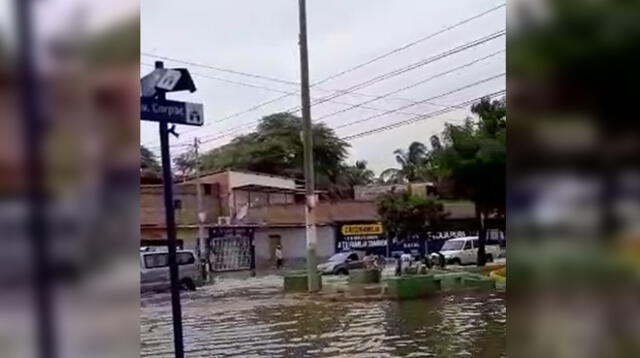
[[297, 0, 320, 292], [193, 137, 207, 278]]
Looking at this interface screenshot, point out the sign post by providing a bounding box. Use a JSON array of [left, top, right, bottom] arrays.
[[140, 61, 202, 358]]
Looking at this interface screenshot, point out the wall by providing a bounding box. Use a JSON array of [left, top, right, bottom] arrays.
[[140, 183, 221, 227], [186, 170, 297, 220], [253, 226, 335, 268], [354, 182, 435, 201], [140, 226, 199, 250], [245, 201, 380, 226]]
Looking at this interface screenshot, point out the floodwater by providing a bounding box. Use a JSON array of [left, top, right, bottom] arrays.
[[141, 275, 505, 357]]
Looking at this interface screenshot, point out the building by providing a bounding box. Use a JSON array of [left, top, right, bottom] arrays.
[[140, 170, 306, 249], [141, 170, 504, 271]]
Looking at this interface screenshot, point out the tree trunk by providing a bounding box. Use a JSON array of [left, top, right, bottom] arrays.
[[476, 205, 487, 267]]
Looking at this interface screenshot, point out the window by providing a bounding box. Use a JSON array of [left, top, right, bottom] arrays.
[[471, 240, 478, 249], [347, 253, 359, 261], [177, 252, 195, 265], [441, 240, 464, 251], [203, 184, 212, 195], [144, 253, 168, 268], [174, 199, 182, 209], [463, 241, 472, 250], [144, 252, 195, 268]]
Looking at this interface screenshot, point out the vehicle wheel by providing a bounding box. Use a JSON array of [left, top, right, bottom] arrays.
[[450, 258, 462, 266], [181, 278, 196, 291], [335, 268, 348, 275], [486, 254, 494, 263]]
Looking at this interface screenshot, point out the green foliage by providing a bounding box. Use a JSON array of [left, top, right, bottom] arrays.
[[377, 191, 447, 241], [433, 97, 506, 215], [329, 160, 376, 198], [379, 141, 430, 184], [173, 148, 197, 181], [140, 145, 161, 181], [201, 112, 350, 194]]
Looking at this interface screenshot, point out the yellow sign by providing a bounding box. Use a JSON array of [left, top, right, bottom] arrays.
[[341, 223, 383, 236]]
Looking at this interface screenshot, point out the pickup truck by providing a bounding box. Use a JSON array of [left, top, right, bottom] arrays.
[[429, 237, 500, 265]]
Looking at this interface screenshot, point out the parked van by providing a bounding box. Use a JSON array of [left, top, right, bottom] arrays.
[[429, 237, 500, 265], [140, 250, 200, 292]]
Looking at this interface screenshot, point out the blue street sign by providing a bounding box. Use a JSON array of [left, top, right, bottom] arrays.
[[141, 98, 204, 126]]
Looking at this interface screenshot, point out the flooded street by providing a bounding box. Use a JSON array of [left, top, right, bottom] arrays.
[[141, 275, 505, 357]]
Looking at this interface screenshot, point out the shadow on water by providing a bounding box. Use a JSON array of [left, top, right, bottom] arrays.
[[141, 276, 505, 357]]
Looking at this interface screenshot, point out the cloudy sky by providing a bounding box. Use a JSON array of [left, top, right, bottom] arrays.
[[141, 0, 505, 175]]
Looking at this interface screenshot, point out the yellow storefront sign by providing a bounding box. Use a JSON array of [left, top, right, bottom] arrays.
[[341, 223, 384, 236]]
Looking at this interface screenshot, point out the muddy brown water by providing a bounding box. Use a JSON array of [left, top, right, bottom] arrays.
[[141, 275, 505, 357]]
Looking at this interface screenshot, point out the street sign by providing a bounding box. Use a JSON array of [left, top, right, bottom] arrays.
[[141, 98, 204, 126], [141, 68, 197, 99], [157, 70, 182, 91]]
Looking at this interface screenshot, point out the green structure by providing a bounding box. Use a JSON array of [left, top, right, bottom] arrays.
[[385, 275, 440, 299], [284, 272, 322, 292], [348, 269, 381, 284]]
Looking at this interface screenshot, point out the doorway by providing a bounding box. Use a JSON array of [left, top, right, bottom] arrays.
[[269, 235, 282, 263]]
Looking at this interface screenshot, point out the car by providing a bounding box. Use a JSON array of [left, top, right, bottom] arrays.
[[140, 250, 200, 292], [317, 251, 365, 275], [429, 237, 500, 265]]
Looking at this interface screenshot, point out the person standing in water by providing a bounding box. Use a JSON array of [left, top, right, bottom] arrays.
[[275, 244, 283, 270]]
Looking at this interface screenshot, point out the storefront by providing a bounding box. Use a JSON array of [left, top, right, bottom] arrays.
[[334, 220, 503, 257]]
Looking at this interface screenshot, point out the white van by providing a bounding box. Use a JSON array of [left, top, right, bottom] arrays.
[[140, 250, 200, 292], [430, 237, 500, 265]]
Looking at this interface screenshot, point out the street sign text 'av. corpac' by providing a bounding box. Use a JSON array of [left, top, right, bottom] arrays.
[[141, 97, 204, 126]]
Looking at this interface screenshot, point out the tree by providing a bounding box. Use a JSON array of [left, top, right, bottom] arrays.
[[173, 147, 197, 182], [432, 96, 506, 266], [379, 141, 429, 184], [344, 160, 375, 186], [330, 160, 376, 199], [200, 113, 350, 195], [377, 190, 447, 243], [140, 145, 161, 183]]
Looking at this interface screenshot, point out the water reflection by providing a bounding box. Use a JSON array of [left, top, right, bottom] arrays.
[[141, 277, 505, 357]]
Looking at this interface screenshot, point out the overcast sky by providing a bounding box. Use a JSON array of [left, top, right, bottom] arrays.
[[142, 0, 506, 175]]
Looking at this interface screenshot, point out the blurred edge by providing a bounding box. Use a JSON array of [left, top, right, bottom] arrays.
[[1, 1, 140, 357], [508, 1, 640, 357]]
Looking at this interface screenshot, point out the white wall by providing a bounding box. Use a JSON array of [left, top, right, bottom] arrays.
[[228, 171, 296, 190], [254, 226, 335, 268]]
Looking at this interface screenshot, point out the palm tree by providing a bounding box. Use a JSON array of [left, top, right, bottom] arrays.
[[379, 141, 428, 183]]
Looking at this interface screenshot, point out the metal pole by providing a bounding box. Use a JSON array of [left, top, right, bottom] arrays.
[[194, 137, 207, 278], [297, 0, 320, 292], [16, 1, 56, 357], [155, 61, 185, 358]]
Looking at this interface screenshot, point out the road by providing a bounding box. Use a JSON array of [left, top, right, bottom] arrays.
[[141, 274, 505, 357]]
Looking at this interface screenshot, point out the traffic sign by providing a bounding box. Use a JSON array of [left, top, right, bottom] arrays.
[[141, 68, 197, 98], [141, 98, 204, 126]]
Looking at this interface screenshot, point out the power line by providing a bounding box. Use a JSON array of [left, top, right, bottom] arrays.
[[334, 72, 505, 130], [141, 3, 505, 89], [282, 29, 505, 115], [141, 53, 299, 86], [342, 90, 506, 141], [316, 49, 505, 122], [311, 3, 506, 87], [169, 30, 504, 147], [141, 5, 505, 140], [189, 73, 505, 149]]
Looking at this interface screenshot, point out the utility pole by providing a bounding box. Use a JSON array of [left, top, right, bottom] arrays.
[[155, 61, 185, 358], [297, 0, 320, 292], [193, 137, 207, 279]]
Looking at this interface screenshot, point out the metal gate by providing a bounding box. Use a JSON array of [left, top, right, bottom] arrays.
[[209, 236, 252, 271], [207, 226, 256, 272]]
